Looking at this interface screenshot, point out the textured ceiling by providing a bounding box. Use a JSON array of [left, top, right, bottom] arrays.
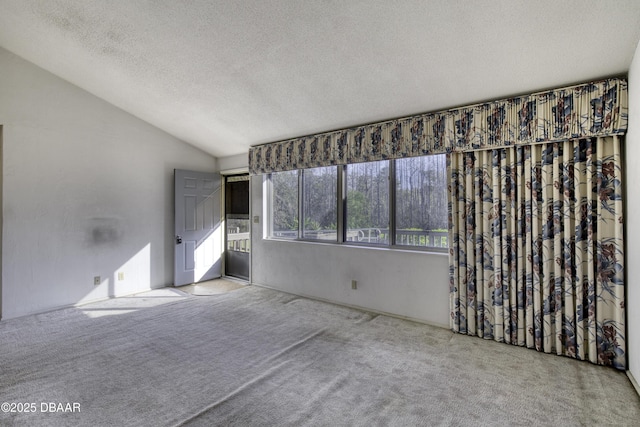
[[1, 0, 640, 158]]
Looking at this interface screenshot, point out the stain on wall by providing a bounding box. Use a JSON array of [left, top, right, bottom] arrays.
[[87, 217, 123, 245]]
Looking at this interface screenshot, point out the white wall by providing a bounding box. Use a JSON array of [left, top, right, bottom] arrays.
[[0, 48, 217, 319], [250, 176, 450, 327], [627, 39, 640, 383], [218, 154, 248, 173]]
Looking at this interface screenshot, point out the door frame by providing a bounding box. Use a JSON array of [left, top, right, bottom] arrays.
[[220, 167, 251, 283]]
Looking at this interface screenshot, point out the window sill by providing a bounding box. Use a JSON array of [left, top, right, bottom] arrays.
[[263, 237, 449, 255]]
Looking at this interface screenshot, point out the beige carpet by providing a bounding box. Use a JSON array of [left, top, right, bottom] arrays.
[[1, 285, 639, 426], [176, 278, 246, 296]]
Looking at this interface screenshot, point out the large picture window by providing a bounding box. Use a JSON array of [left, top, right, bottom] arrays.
[[346, 161, 389, 245], [270, 170, 298, 239], [395, 155, 448, 248], [302, 166, 338, 241], [267, 154, 447, 250]]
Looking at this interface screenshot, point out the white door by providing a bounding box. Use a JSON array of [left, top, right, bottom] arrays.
[[174, 169, 222, 286]]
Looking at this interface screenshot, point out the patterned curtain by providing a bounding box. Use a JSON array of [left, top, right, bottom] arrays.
[[249, 78, 627, 175], [448, 136, 625, 369]]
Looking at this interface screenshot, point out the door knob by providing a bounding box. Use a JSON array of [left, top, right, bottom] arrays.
[[176, 235, 182, 244]]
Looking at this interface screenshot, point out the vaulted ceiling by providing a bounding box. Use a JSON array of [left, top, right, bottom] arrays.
[[1, 0, 640, 158]]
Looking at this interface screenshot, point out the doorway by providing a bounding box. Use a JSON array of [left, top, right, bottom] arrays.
[[224, 174, 250, 280]]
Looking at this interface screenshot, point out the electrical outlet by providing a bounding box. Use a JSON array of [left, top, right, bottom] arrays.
[[94, 276, 101, 286], [351, 280, 357, 290], [118, 272, 124, 281]]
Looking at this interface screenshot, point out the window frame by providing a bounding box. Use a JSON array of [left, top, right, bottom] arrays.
[[344, 160, 391, 247], [266, 169, 300, 240], [300, 165, 340, 242], [393, 155, 449, 250], [266, 156, 448, 253]]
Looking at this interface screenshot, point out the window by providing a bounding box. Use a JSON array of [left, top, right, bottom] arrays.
[[346, 161, 389, 245], [302, 166, 338, 241], [395, 155, 448, 248], [267, 154, 448, 250], [270, 170, 298, 239]]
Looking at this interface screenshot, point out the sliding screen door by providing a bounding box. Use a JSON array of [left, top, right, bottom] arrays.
[[225, 175, 250, 280]]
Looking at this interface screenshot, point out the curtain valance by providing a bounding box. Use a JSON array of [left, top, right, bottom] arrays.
[[249, 78, 627, 175]]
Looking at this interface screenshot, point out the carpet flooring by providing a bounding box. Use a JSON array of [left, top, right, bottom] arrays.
[[176, 278, 247, 296], [1, 285, 639, 426]]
